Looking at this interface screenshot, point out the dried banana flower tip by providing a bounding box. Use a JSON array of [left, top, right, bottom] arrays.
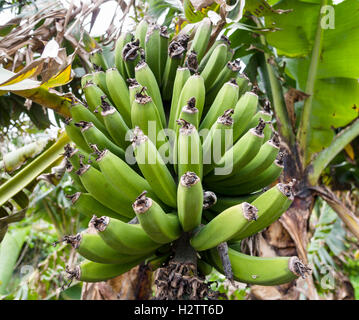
[[133, 191, 152, 214]]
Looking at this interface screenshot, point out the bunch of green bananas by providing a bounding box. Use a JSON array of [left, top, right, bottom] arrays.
[[63, 19, 309, 287]]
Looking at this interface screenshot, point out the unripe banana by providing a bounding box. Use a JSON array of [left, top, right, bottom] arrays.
[[135, 61, 166, 127], [128, 78, 142, 107], [205, 59, 241, 104], [70, 102, 108, 138], [64, 118, 92, 154], [64, 161, 86, 193], [177, 172, 203, 232], [134, 19, 149, 48], [159, 26, 169, 85], [177, 119, 203, 180], [92, 70, 110, 98], [145, 25, 161, 84], [67, 192, 129, 221], [232, 181, 294, 240], [92, 147, 161, 204], [168, 67, 191, 131], [175, 74, 205, 127], [222, 133, 280, 187], [213, 153, 284, 196], [236, 73, 252, 96], [122, 39, 143, 79], [188, 17, 212, 63], [89, 48, 109, 71], [210, 192, 263, 214], [244, 106, 272, 141], [197, 258, 213, 276], [66, 258, 144, 282], [232, 91, 258, 142], [81, 73, 94, 88], [99, 98, 130, 150], [190, 202, 258, 251], [131, 88, 167, 151], [105, 68, 132, 127], [208, 247, 308, 285], [162, 41, 186, 101], [64, 144, 99, 171], [114, 31, 133, 79], [63, 231, 145, 264], [202, 109, 234, 176], [178, 97, 199, 129], [200, 44, 228, 90], [205, 119, 266, 180], [76, 158, 134, 218], [133, 192, 181, 244], [132, 128, 177, 208], [90, 215, 162, 255], [200, 80, 239, 130], [75, 121, 125, 160], [198, 35, 231, 73]]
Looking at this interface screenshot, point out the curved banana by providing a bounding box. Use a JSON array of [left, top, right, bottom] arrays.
[[133, 192, 181, 244], [105, 68, 131, 127], [135, 61, 166, 127], [89, 48, 108, 71], [92, 71, 110, 98], [81, 73, 94, 88], [63, 231, 146, 264], [159, 26, 169, 85], [168, 67, 191, 131], [190, 202, 258, 251], [210, 192, 263, 214], [132, 127, 177, 208], [145, 25, 161, 84], [114, 31, 133, 79], [200, 80, 239, 130], [208, 247, 308, 286], [90, 215, 162, 255], [122, 39, 143, 79], [64, 118, 92, 154], [188, 17, 212, 63], [177, 119, 203, 180], [178, 97, 199, 128], [134, 19, 149, 48], [67, 192, 129, 221], [232, 181, 294, 240], [177, 172, 203, 232]]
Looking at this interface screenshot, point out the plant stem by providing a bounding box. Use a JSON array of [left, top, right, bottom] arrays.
[[308, 118, 359, 185], [297, 0, 327, 165]]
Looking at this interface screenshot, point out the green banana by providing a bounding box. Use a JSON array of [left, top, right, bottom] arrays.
[[198, 35, 231, 73], [178, 97, 199, 128], [212, 153, 284, 196], [168, 67, 191, 131], [135, 19, 149, 48], [131, 87, 167, 151], [90, 215, 162, 255], [202, 109, 234, 176], [92, 70, 110, 98], [92, 147, 161, 204], [210, 192, 263, 214], [221, 133, 280, 187], [64, 118, 92, 154], [177, 172, 203, 232], [244, 108, 272, 141], [67, 192, 129, 221], [99, 98, 130, 150], [133, 192, 181, 244], [74, 121, 125, 160], [63, 231, 146, 264], [200, 80, 239, 130], [81, 73, 94, 88], [159, 26, 169, 85], [200, 44, 229, 90], [232, 181, 294, 240], [205, 119, 266, 180], [208, 247, 308, 286], [132, 127, 177, 208], [64, 144, 98, 171], [145, 25, 161, 84], [232, 91, 258, 142], [128, 78, 142, 107], [64, 161, 86, 193], [162, 41, 186, 101], [66, 258, 145, 282], [135, 61, 166, 127], [89, 48, 108, 71], [188, 17, 212, 63], [114, 31, 133, 79], [123, 39, 143, 79], [177, 119, 203, 180], [75, 158, 134, 218], [105, 67, 132, 127], [190, 202, 258, 251]]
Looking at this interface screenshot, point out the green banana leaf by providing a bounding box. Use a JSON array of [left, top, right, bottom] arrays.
[[0, 226, 30, 295], [264, 0, 359, 157]]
